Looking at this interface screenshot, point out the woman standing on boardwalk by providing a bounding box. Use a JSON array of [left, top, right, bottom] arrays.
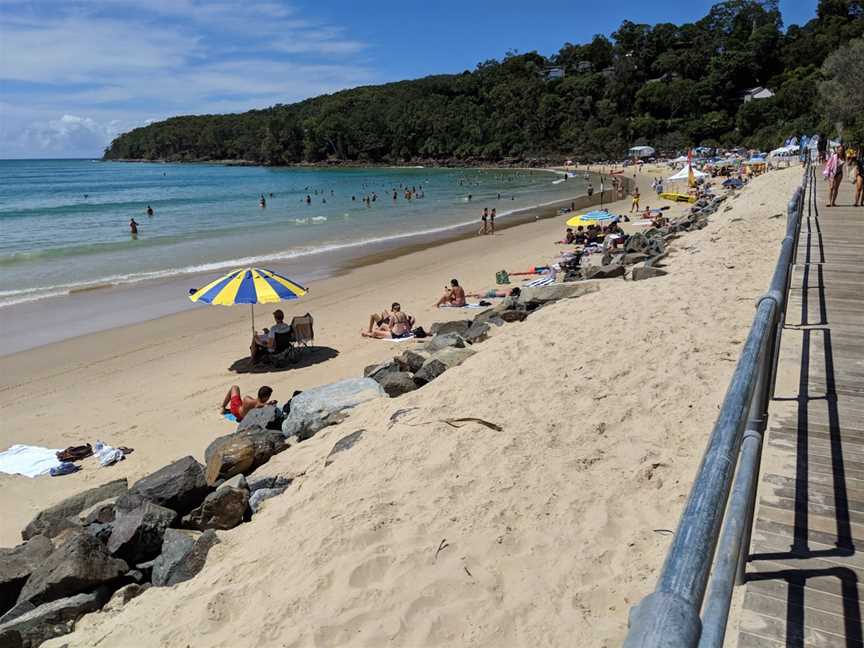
[[824, 144, 845, 207]]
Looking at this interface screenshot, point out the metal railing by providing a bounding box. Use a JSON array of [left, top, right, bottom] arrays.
[[623, 159, 812, 648]]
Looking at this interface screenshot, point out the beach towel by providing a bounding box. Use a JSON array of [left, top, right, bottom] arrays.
[[0, 444, 62, 478], [94, 441, 124, 467], [439, 303, 488, 309], [377, 335, 416, 342], [522, 276, 555, 288]]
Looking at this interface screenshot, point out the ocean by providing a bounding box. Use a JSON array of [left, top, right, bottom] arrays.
[[0, 160, 586, 309]]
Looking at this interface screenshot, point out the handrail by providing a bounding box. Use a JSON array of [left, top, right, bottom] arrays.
[[623, 159, 812, 648]]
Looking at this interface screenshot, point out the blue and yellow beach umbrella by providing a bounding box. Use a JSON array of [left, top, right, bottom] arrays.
[[566, 210, 617, 228], [189, 267, 307, 331]]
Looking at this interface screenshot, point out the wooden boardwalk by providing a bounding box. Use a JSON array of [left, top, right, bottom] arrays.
[[738, 169, 864, 647]]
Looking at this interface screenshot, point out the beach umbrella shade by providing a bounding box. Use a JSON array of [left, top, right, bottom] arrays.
[[189, 267, 307, 331], [566, 210, 617, 228]]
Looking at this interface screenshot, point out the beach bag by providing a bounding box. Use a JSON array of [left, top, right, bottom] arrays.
[[495, 270, 510, 285], [412, 326, 428, 338]]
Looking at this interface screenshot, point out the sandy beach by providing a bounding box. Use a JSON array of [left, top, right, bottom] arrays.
[[1, 164, 803, 646]]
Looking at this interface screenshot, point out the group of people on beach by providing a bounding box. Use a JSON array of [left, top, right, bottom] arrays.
[[823, 144, 864, 208], [479, 208, 496, 235]]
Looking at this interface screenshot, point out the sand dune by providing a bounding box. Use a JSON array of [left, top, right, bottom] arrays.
[[36, 166, 803, 647]]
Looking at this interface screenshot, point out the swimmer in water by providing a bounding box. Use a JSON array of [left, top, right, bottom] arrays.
[[305, 195, 311, 204], [146, 205, 154, 216], [130, 218, 139, 234]]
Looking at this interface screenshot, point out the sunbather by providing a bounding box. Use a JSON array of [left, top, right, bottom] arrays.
[[220, 385, 274, 422], [435, 279, 467, 307], [362, 302, 415, 339]]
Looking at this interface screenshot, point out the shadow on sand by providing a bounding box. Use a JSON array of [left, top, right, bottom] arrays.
[[228, 346, 339, 374]]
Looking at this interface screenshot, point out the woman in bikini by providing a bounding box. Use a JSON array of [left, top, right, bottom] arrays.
[[361, 302, 415, 339]]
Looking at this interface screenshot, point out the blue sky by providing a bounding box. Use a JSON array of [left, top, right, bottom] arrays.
[[0, 0, 818, 158]]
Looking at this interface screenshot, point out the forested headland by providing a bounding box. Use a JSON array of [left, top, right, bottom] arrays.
[[103, 0, 863, 165]]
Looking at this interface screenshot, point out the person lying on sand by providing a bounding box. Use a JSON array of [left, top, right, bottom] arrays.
[[435, 279, 466, 307], [466, 286, 521, 300], [362, 302, 415, 339], [250, 309, 291, 361], [221, 385, 274, 422]]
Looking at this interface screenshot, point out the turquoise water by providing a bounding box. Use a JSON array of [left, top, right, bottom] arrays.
[[0, 160, 583, 307]]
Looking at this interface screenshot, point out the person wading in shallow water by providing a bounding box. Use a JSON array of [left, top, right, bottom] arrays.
[[129, 218, 139, 235]]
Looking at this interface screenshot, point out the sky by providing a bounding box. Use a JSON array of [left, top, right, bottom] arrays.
[[0, 0, 819, 159]]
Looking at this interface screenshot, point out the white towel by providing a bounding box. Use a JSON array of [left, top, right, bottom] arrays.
[[523, 276, 555, 288], [0, 444, 62, 478]]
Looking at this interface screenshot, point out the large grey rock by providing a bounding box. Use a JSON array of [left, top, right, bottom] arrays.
[[363, 360, 399, 381], [0, 589, 109, 648], [0, 537, 54, 616], [204, 430, 287, 486], [107, 499, 176, 564], [77, 497, 118, 526], [102, 583, 149, 613], [151, 529, 219, 587], [463, 321, 490, 344], [246, 473, 292, 494], [395, 349, 431, 374], [424, 333, 466, 353], [221, 474, 248, 491], [235, 404, 282, 433], [376, 372, 419, 398], [429, 320, 471, 336], [325, 431, 364, 467], [631, 266, 669, 281], [248, 488, 287, 514], [16, 533, 127, 608], [22, 479, 128, 541], [518, 282, 599, 303], [281, 378, 384, 441], [414, 347, 477, 384], [182, 486, 248, 531], [129, 456, 209, 515], [582, 263, 625, 279], [498, 310, 529, 322]]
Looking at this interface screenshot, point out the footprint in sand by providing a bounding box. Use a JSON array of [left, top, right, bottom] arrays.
[[348, 553, 394, 588]]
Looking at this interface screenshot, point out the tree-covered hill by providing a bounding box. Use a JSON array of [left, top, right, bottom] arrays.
[[103, 0, 863, 164]]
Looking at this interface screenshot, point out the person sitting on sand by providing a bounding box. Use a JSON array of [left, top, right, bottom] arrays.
[[362, 302, 415, 339], [435, 279, 467, 308], [558, 228, 576, 244], [251, 309, 291, 360], [221, 385, 274, 422]]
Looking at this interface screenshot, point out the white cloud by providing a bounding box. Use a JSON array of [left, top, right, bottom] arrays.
[[0, 1, 378, 157]]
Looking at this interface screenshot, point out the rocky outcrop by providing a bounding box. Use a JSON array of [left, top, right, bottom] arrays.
[[22, 479, 128, 541], [204, 430, 287, 486], [248, 488, 288, 513], [375, 372, 419, 398], [15, 533, 127, 609], [151, 530, 219, 587], [463, 321, 490, 344], [107, 498, 177, 564], [363, 360, 399, 381], [0, 537, 54, 616], [395, 350, 431, 373], [424, 332, 466, 352], [281, 378, 384, 441], [429, 320, 471, 336], [129, 456, 209, 515], [182, 485, 249, 531], [518, 282, 599, 303], [414, 346, 477, 384], [0, 588, 110, 648], [631, 266, 669, 281]]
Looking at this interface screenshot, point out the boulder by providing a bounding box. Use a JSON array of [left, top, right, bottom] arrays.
[[77, 497, 118, 526], [429, 320, 471, 336], [463, 321, 490, 344], [471, 308, 501, 324], [248, 488, 287, 514], [395, 350, 431, 374], [498, 310, 529, 323], [631, 266, 669, 281], [424, 333, 466, 353], [246, 473, 292, 494], [518, 282, 599, 303], [235, 404, 282, 433], [414, 347, 476, 384], [129, 456, 209, 515], [182, 486, 249, 531], [107, 499, 176, 564], [281, 378, 385, 441], [0, 537, 54, 616], [0, 589, 109, 648], [622, 253, 650, 265], [325, 430, 364, 467], [16, 533, 127, 608], [102, 583, 149, 614], [22, 479, 128, 541], [204, 430, 287, 486], [221, 474, 248, 491], [376, 372, 419, 398], [581, 263, 625, 279], [151, 529, 219, 587], [363, 360, 399, 381]]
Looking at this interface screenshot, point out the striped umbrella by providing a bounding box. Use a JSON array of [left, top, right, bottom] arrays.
[[189, 267, 307, 332], [566, 210, 617, 228]]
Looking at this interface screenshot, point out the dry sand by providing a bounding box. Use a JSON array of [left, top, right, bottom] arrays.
[[0, 165, 803, 647]]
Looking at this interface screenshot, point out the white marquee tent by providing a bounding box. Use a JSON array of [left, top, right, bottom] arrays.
[[628, 145, 656, 158], [667, 165, 708, 182]]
